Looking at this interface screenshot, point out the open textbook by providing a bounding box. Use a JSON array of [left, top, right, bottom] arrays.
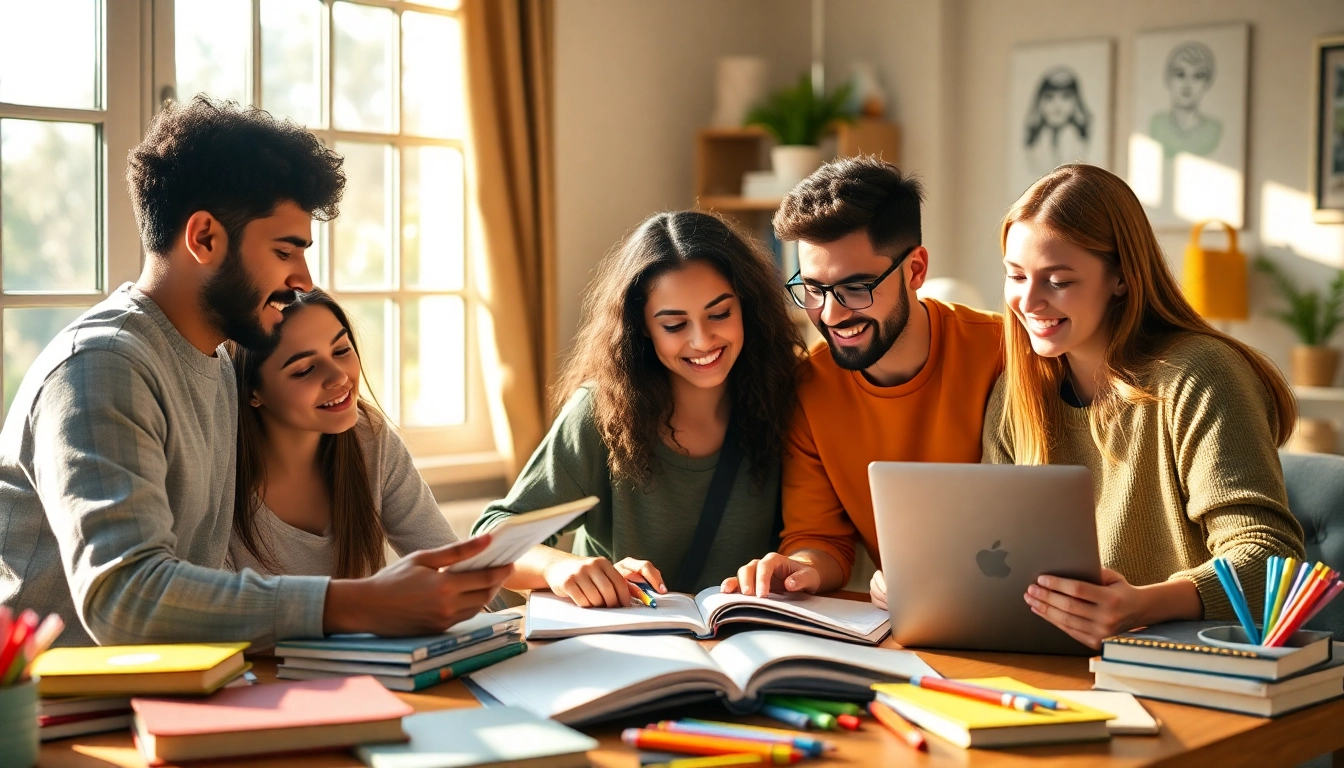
[[525, 587, 890, 644], [468, 630, 939, 725]]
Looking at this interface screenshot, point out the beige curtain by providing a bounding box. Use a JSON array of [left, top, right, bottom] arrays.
[[462, 0, 556, 479]]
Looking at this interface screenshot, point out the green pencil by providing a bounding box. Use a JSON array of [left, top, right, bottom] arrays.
[[767, 695, 864, 718], [763, 695, 837, 730]]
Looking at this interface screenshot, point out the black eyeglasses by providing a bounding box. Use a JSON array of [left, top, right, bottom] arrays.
[[784, 245, 916, 310]]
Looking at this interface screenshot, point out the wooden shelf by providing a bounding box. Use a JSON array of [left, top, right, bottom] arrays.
[[696, 195, 784, 212], [1294, 386, 1344, 402]]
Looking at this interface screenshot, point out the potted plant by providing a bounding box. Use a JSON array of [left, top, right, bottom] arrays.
[[745, 74, 853, 186], [1253, 256, 1344, 387]]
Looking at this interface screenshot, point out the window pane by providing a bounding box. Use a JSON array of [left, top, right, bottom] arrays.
[[0, 0, 98, 110], [403, 146, 464, 290], [4, 306, 85, 415], [175, 0, 251, 104], [1, 120, 98, 293], [409, 0, 460, 8], [333, 141, 395, 290], [261, 0, 321, 126], [341, 297, 393, 413], [333, 2, 394, 133], [402, 12, 464, 138], [403, 296, 464, 426], [306, 221, 327, 287]]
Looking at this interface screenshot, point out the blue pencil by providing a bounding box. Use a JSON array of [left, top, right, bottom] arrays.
[[759, 703, 812, 730], [1261, 556, 1281, 633], [1213, 557, 1260, 644]]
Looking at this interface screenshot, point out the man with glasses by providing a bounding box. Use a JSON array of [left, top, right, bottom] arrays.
[[722, 156, 1003, 604]]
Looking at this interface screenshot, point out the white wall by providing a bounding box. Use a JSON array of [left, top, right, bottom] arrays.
[[952, 0, 1344, 375], [554, 0, 811, 351]]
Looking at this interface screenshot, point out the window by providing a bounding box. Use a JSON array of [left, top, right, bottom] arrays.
[[0, 0, 142, 416]]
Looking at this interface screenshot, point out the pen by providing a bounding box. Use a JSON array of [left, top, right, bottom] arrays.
[[909, 675, 1039, 712], [631, 580, 658, 608]]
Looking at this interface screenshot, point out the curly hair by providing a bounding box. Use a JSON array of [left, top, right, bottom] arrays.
[[127, 95, 346, 255], [557, 211, 806, 487], [773, 155, 923, 254]]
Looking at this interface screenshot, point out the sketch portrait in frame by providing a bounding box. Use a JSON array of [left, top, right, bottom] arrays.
[[1313, 35, 1344, 224]]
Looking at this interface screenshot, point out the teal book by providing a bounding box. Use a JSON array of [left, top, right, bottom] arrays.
[[275, 611, 522, 664], [278, 642, 528, 692], [355, 706, 596, 768]]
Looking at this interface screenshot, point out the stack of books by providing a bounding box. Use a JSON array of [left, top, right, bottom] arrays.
[[275, 611, 526, 692], [31, 642, 251, 740], [1092, 621, 1344, 717]]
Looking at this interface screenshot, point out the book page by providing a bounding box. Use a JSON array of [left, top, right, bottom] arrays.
[[468, 634, 732, 723], [707, 631, 940, 696], [695, 588, 889, 636], [525, 591, 708, 638]]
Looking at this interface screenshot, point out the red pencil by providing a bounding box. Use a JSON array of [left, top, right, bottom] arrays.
[[0, 609, 38, 684], [909, 675, 1038, 711], [1265, 569, 1333, 646], [868, 700, 927, 751]]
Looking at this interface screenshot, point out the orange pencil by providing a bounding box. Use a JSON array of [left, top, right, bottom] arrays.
[[868, 700, 927, 752], [622, 728, 804, 764], [1265, 567, 1334, 646]]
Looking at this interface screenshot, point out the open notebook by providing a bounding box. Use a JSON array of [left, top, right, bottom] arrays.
[[525, 588, 890, 644], [468, 630, 937, 725]]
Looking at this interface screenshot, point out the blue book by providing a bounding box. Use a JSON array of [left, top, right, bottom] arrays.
[[355, 706, 596, 768], [275, 611, 522, 664]]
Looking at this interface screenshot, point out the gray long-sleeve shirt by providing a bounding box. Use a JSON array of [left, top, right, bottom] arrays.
[[0, 285, 327, 647]]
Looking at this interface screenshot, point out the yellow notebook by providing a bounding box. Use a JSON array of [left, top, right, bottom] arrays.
[[872, 677, 1114, 748], [33, 642, 249, 696]]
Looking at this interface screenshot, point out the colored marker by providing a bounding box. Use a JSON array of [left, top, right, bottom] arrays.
[[644, 755, 765, 768], [766, 695, 863, 718], [758, 704, 811, 730], [909, 675, 1038, 712], [762, 697, 835, 730], [836, 713, 861, 730], [654, 721, 824, 757], [868, 700, 926, 752], [621, 729, 802, 764], [680, 719, 831, 748]]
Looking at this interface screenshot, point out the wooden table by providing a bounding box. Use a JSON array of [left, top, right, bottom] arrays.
[[39, 635, 1344, 768]]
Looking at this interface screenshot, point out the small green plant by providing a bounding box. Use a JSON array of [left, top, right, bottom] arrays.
[[1253, 256, 1344, 346], [744, 74, 854, 146]]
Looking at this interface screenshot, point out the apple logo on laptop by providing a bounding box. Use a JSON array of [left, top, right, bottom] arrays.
[[976, 541, 1011, 578]]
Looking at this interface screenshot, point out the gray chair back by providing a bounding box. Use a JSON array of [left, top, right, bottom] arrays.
[[1280, 452, 1344, 639]]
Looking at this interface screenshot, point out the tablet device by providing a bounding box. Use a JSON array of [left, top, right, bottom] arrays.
[[446, 497, 599, 573], [869, 462, 1101, 655]]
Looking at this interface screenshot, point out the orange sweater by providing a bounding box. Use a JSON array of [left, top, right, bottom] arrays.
[[781, 298, 1004, 584]]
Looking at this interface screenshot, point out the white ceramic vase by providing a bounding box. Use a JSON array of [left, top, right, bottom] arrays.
[[711, 56, 767, 128], [771, 145, 823, 187]]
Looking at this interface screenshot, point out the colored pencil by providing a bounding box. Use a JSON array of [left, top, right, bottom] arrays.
[[621, 729, 803, 764], [0, 610, 38, 686], [1282, 562, 1314, 616], [1213, 557, 1261, 644], [1268, 556, 1297, 631], [1301, 578, 1344, 627], [909, 675, 1038, 712], [1261, 556, 1281, 633], [761, 697, 836, 730], [654, 721, 825, 757], [868, 700, 927, 752], [1266, 567, 1335, 646], [643, 755, 765, 768], [757, 704, 812, 730], [631, 580, 659, 608], [836, 713, 862, 730], [18, 613, 63, 681], [766, 695, 863, 717], [680, 719, 830, 748]]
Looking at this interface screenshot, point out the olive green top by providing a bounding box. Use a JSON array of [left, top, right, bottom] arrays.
[[982, 333, 1306, 621], [471, 388, 780, 592]]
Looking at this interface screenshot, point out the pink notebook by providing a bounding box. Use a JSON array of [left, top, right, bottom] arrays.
[[133, 675, 412, 763]]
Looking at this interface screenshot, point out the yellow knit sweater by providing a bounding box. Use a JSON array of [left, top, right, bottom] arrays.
[[982, 333, 1306, 621]]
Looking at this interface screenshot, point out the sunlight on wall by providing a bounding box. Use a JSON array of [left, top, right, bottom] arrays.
[[1174, 153, 1243, 226], [1128, 133, 1164, 207], [1260, 181, 1344, 269]]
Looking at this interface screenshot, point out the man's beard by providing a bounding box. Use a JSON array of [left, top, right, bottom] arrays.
[[821, 275, 911, 371], [201, 242, 294, 352]]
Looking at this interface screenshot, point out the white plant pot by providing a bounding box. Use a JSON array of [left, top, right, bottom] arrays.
[[771, 145, 823, 187]]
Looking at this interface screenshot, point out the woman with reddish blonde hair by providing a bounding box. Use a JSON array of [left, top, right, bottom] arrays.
[[985, 163, 1304, 648]]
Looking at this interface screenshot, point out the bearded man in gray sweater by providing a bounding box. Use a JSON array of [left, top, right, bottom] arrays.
[[0, 97, 511, 647]]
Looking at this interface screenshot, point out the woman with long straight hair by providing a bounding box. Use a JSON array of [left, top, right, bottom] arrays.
[[227, 290, 508, 626], [471, 210, 806, 607], [985, 163, 1305, 648]]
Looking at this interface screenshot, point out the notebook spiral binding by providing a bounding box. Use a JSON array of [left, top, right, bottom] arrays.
[[1103, 636, 1261, 659]]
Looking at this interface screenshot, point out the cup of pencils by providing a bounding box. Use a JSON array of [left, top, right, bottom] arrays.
[[1207, 555, 1343, 648], [0, 608, 65, 768]]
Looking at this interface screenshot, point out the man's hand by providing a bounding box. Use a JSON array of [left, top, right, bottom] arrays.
[[869, 569, 887, 611], [720, 552, 822, 597], [543, 553, 644, 608], [324, 535, 514, 636]]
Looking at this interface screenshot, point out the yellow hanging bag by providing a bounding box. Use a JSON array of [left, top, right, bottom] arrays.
[[1181, 219, 1248, 320]]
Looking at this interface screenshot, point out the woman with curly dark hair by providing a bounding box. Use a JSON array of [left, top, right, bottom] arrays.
[[471, 211, 806, 607]]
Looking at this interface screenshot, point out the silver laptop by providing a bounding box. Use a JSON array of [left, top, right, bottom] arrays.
[[869, 462, 1101, 655]]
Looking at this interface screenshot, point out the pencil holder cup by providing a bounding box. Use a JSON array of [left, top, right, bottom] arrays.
[[1199, 625, 1333, 652], [0, 677, 40, 768]]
